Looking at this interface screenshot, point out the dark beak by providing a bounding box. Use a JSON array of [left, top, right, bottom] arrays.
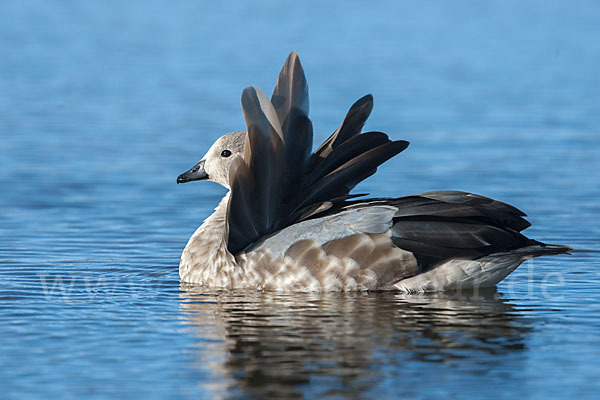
[[177, 160, 209, 184]]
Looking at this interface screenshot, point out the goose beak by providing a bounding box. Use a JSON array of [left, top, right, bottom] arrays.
[[177, 160, 209, 184]]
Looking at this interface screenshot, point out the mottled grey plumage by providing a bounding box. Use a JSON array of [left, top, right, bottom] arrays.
[[177, 51, 571, 292]]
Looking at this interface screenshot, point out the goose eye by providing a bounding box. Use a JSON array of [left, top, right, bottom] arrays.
[[221, 149, 232, 158]]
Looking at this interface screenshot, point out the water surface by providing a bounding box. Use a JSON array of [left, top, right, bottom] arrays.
[[1, 1, 599, 398]]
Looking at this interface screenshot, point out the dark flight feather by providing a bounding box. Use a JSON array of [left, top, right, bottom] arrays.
[[271, 51, 313, 188], [271, 50, 309, 128], [310, 94, 374, 163], [227, 87, 285, 253], [292, 140, 409, 214], [226, 52, 404, 254], [304, 131, 391, 187]]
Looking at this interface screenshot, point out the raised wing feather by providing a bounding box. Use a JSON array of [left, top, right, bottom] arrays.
[[271, 51, 313, 187], [292, 140, 409, 214], [310, 94, 374, 161], [228, 87, 284, 252], [271, 50, 309, 127], [226, 52, 406, 254]]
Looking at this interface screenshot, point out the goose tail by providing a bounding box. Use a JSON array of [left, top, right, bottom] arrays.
[[490, 243, 573, 259]]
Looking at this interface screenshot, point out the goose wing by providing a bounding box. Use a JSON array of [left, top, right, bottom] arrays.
[[303, 190, 538, 269], [226, 51, 408, 254], [250, 190, 538, 272]]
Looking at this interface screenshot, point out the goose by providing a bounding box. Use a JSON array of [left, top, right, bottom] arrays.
[[176, 51, 570, 292]]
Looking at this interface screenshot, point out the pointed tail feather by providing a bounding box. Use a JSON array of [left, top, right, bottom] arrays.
[[491, 243, 573, 259]]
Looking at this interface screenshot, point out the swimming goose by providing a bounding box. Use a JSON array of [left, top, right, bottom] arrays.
[[176, 51, 570, 292]]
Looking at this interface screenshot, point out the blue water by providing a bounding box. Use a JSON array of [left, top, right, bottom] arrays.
[[1, 0, 600, 398]]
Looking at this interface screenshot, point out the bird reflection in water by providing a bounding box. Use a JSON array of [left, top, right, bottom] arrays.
[[179, 286, 532, 398]]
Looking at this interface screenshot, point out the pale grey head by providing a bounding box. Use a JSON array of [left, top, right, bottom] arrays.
[[177, 131, 246, 189]]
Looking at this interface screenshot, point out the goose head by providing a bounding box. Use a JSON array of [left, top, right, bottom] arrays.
[[177, 131, 246, 189]]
